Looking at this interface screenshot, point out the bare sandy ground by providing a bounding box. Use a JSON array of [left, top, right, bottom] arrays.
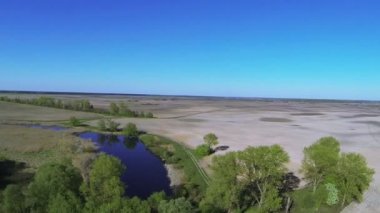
[[2, 93, 380, 212], [101, 97, 380, 213]]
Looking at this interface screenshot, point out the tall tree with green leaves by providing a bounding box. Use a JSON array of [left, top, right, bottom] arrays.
[[123, 123, 139, 137], [97, 119, 106, 131], [301, 137, 340, 193], [81, 154, 125, 212], [106, 119, 120, 132], [203, 133, 219, 148], [238, 145, 289, 212], [201, 145, 289, 212], [122, 197, 151, 213], [2, 184, 25, 213], [118, 102, 129, 115], [158, 197, 193, 213], [69, 116, 82, 127], [109, 102, 120, 115], [329, 153, 374, 207], [26, 162, 83, 212], [47, 191, 83, 213], [200, 151, 241, 212]]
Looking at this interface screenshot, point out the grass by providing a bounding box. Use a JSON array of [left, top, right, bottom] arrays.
[[139, 134, 208, 201], [0, 124, 97, 188], [0, 101, 102, 122]]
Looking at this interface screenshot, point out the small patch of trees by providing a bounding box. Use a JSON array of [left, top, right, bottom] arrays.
[[201, 137, 374, 212], [0, 155, 169, 212], [81, 154, 125, 211], [158, 197, 194, 213], [299, 137, 375, 210], [97, 119, 120, 132], [108, 102, 154, 118], [123, 123, 139, 137], [195, 133, 219, 157], [69, 116, 82, 127]]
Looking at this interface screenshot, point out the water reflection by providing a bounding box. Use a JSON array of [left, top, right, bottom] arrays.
[[77, 132, 172, 199]]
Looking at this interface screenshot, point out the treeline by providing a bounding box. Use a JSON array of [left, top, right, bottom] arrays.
[[0, 154, 194, 213], [0, 96, 154, 118]]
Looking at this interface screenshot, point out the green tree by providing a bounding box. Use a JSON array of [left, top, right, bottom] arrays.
[[158, 197, 193, 213], [80, 99, 92, 111], [118, 102, 129, 115], [47, 191, 82, 213], [203, 133, 219, 148], [97, 119, 106, 131], [201, 145, 289, 212], [200, 151, 241, 212], [123, 123, 139, 137], [81, 154, 125, 212], [26, 162, 83, 212], [122, 197, 151, 213], [237, 145, 289, 211], [194, 144, 212, 157], [147, 191, 167, 211], [301, 137, 340, 193], [145, 112, 154, 118], [330, 153, 374, 207], [106, 119, 120, 132], [69, 116, 82, 127], [109, 102, 120, 115], [2, 184, 25, 213]]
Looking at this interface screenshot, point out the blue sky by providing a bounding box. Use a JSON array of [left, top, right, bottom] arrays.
[[1, 0, 379, 100]]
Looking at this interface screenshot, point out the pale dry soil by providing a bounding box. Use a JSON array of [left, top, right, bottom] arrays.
[[2, 94, 380, 212]]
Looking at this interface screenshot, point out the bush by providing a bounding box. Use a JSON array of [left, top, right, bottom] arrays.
[[97, 119, 107, 131], [194, 144, 212, 157], [69, 116, 82, 127], [123, 123, 139, 137], [106, 119, 120, 132]]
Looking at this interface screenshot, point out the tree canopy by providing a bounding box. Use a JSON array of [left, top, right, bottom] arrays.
[[201, 145, 289, 212], [26, 162, 83, 212], [123, 123, 139, 137], [203, 133, 219, 148], [301, 137, 340, 192], [81, 154, 125, 212]]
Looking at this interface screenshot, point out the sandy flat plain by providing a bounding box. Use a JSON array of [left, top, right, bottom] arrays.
[[1, 93, 380, 212]]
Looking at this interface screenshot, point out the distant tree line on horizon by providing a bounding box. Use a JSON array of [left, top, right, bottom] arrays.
[[0, 96, 154, 118]]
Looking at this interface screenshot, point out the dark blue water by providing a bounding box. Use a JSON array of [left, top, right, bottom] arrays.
[[78, 132, 172, 199], [28, 124, 67, 131]]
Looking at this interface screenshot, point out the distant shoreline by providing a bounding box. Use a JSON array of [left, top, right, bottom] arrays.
[[0, 90, 379, 103]]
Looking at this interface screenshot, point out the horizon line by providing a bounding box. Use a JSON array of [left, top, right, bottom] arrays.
[[0, 89, 379, 103]]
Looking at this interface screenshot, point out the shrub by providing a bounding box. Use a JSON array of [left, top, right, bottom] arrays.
[[106, 119, 120, 132], [97, 119, 107, 131], [194, 144, 212, 157], [69, 116, 82, 127], [123, 123, 139, 137]]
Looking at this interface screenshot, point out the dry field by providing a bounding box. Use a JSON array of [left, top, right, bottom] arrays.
[[0, 101, 102, 123], [1, 94, 380, 212]]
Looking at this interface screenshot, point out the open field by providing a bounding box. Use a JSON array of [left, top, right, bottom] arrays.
[[0, 123, 96, 188], [1, 93, 380, 212], [0, 101, 102, 123]]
